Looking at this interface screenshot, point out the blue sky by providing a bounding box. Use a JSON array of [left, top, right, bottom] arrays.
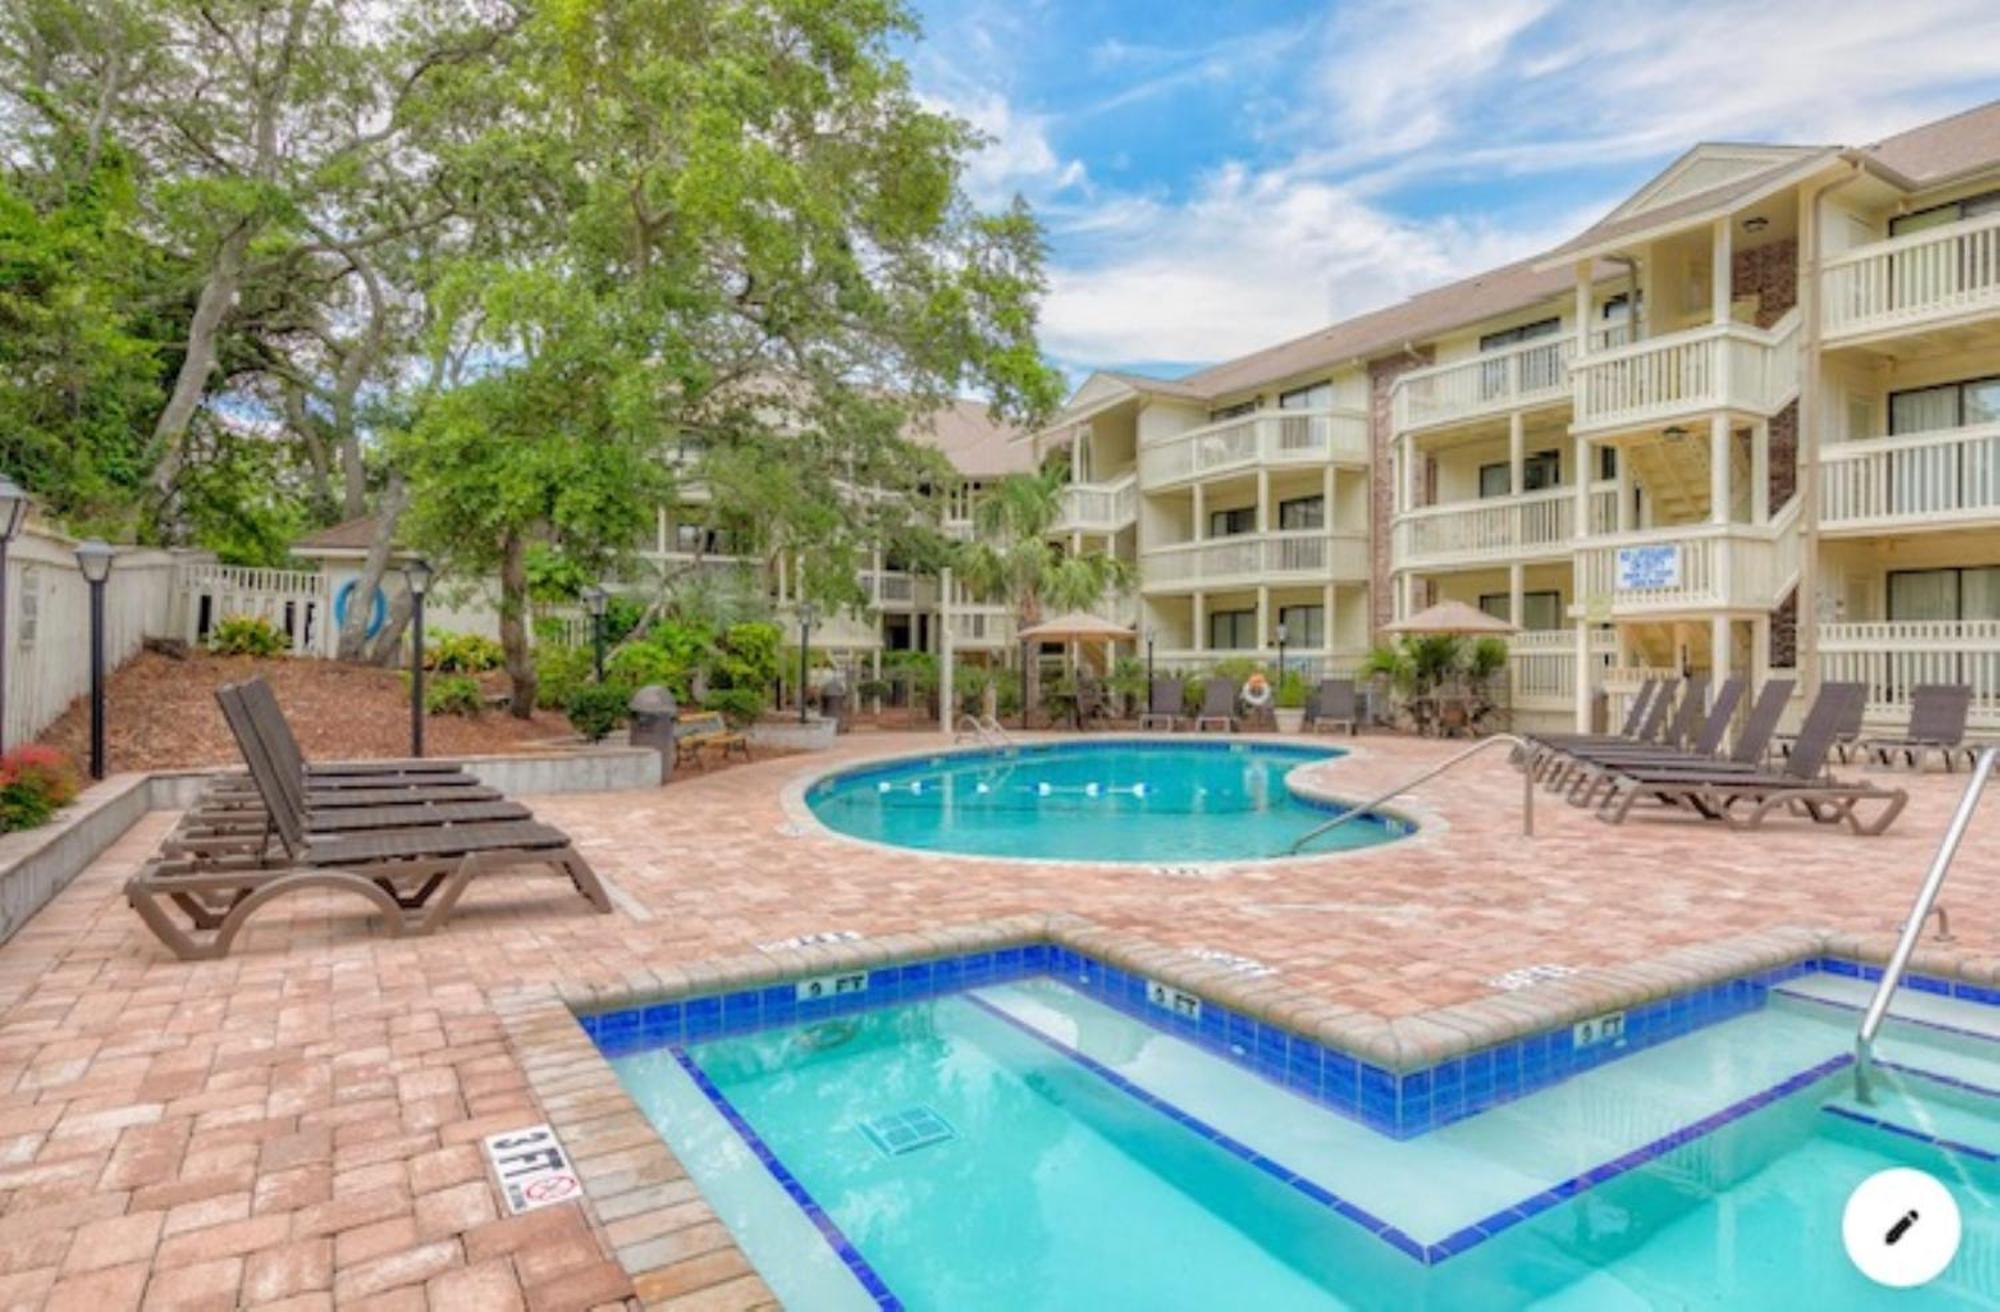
[[904, 0, 2000, 385]]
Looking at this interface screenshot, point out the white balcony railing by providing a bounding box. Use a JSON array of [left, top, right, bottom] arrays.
[[1394, 487, 1576, 568], [1573, 498, 1801, 617], [1569, 309, 1800, 436], [946, 607, 1014, 648], [859, 570, 936, 609], [1138, 408, 1369, 487], [1820, 620, 2000, 726], [1821, 422, 2000, 532], [1391, 335, 1575, 433], [1053, 473, 1139, 533], [1140, 530, 1369, 590], [1822, 212, 2000, 344], [1508, 629, 1617, 708]]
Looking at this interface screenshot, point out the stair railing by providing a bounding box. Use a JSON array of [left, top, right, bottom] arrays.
[[1287, 733, 1534, 855]]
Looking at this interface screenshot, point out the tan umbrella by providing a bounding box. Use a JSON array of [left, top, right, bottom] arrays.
[[1381, 599, 1519, 635], [1015, 611, 1137, 642]]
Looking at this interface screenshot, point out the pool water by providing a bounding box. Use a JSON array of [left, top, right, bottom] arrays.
[[608, 974, 2000, 1310], [804, 741, 1407, 862]]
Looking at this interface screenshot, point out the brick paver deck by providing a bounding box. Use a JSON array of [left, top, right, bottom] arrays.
[[1, 731, 1995, 1308]]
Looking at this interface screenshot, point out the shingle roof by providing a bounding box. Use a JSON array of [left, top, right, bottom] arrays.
[[293, 516, 387, 553], [1863, 99, 2000, 185], [902, 398, 1033, 478], [1534, 148, 1835, 266]]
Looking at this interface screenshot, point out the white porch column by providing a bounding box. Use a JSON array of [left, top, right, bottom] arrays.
[[1256, 586, 1271, 656], [1192, 484, 1206, 540], [1193, 592, 1207, 655], [1573, 620, 1593, 731], [1257, 468, 1271, 533], [1711, 216, 1734, 326], [1711, 614, 1732, 689], [1710, 414, 1731, 525], [1508, 412, 1526, 495], [1574, 262, 1594, 352], [1322, 464, 1335, 524], [1573, 435, 1593, 540], [938, 566, 955, 731], [1508, 562, 1525, 628], [1751, 612, 1772, 689], [1751, 420, 1771, 524], [1323, 580, 1337, 659], [1615, 446, 1634, 532]]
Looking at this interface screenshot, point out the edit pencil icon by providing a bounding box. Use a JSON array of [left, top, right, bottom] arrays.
[[1886, 1211, 1920, 1247]]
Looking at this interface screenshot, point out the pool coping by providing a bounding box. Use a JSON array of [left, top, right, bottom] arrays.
[[492, 912, 2000, 1309], [774, 731, 1446, 873]]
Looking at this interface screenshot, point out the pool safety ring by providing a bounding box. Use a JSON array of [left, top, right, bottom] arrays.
[[333, 579, 388, 639], [1241, 675, 1273, 710]]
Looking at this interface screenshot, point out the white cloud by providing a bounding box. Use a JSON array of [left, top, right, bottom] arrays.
[[945, 91, 1088, 208]]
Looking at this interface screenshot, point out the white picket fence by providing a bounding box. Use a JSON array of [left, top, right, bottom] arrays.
[[173, 562, 332, 656]]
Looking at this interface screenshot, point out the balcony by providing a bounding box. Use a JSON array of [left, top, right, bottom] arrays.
[[1138, 409, 1369, 488], [1571, 499, 1801, 618], [1821, 422, 2000, 534], [1140, 530, 1369, 592], [860, 569, 936, 610], [1508, 629, 1618, 711], [1569, 310, 1800, 438], [1820, 620, 2000, 728], [1391, 334, 1575, 434], [1822, 213, 2000, 346], [1052, 473, 1138, 534], [946, 606, 1014, 650], [1394, 486, 1586, 570]]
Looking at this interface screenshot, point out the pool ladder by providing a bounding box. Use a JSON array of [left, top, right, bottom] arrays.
[[1286, 733, 1536, 855], [1854, 745, 1998, 1104], [954, 714, 1015, 748]]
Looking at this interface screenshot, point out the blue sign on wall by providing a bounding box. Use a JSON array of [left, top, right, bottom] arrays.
[[1616, 544, 1681, 591]]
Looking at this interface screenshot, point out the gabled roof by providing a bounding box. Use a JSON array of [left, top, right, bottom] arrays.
[[1536, 146, 1838, 267], [1599, 143, 1825, 226], [293, 516, 389, 554], [1862, 99, 2000, 186], [901, 398, 1032, 478]]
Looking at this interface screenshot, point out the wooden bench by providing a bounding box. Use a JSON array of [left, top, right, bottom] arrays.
[[674, 712, 751, 769]]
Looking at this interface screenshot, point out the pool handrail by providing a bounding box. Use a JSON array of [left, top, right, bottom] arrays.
[[1854, 744, 1997, 1104], [1287, 733, 1535, 855], [954, 714, 1016, 748]]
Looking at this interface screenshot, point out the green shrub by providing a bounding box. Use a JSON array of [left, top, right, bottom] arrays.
[[606, 639, 689, 699], [426, 629, 504, 673], [1106, 657, 1148, 715], [209, 615, 286, 657], [566, 684, 630, 742], [1209, 655, 1260, 683], [0, 746, 81, 833], [1182, 677, 1207, 717], [993, 667, 1022, 718], [702, 686, 764, 726], [534, 643, 595, 711], [1275, 670, 1310, 709], [953, 661, 993, 713], [424, 674, 485, 717]]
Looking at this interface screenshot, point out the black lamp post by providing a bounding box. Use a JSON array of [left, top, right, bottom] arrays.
[[405, 558, 432, 758], [1274, 620, 1289, 690], [583, 585, 609, 683], [74, 540, 115, 779], [0, 476, 29, 753], [1144, 625, 1157, 693], [796, 601, 817, 723]]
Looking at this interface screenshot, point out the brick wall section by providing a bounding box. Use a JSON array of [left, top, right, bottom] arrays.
[[1367, 350, 1433, 636], [1731, 238, 1798, 328], [1771, 589, 1798, 669], [1768, 400, 1799, 511]]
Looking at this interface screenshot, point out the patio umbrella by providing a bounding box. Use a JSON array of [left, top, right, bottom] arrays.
[[1016, 611, 1136, 726], [1381, 599, 1519, 635]]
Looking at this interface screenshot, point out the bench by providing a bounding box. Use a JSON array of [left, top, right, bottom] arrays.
[[674, 712, 751, 769]]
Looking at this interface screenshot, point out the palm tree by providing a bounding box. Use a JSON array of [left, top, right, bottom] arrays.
[[956, 461, 1134, 717]]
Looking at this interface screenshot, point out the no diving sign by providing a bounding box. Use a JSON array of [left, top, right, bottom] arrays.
[[484, 1124, 582, 1215]]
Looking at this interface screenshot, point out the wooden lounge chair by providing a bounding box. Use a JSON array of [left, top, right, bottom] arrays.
[[126, 686, 609, 960], [1309, 678, 1359, 735], [1862, 684, 1976, 772], [1591, 682, 1906, 834], [1558, 678, 1744, 804], [1193, 678, 1240, 733], [1541, 677, 1711, 793], [674, 712, 750, 769], [1775, 683, 1865, 765], [1526, 678, 1679, 782], [1138, 678, 1185, 731], [1584, 677, 1798, 799], [240, 676, 482, 790]]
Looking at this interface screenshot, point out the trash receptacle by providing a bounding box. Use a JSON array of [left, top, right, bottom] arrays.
[[629, 685, 680, 782], [821, 678, 848, 732]]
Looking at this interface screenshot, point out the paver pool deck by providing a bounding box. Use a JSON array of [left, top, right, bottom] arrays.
[[1, 730, 1996, 1309]]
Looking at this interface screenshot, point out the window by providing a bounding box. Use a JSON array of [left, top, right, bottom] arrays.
[[1889, 376, 2000, 435], [1278, 382, 1333, 411], [1277, 605, 1324, 648], [1480, 590, 1563, 631], [1599, 445, 1618, 480], [1209, 400, 1257, 421], [1207, 609, 1257, 650], [1208, 506, 1256, 537], [1888, 568, 2000, 623], [1278, 495, 1324, 530], [1889, 189, 2000, 237], [1477, 449, 1560, 498], [1478, 317, 1561, 352], [1598, 292, 1639, 348], [1886, 376, 2000, 514], [674, 522, 736, 555]]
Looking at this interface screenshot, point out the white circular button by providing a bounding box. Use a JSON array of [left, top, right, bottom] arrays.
[[1842, 1167, 1961, 1288]]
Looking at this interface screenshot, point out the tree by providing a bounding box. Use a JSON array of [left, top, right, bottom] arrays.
[[956, 460, 1134, 710]]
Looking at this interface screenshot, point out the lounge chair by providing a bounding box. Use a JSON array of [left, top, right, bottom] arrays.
[[1309, 678, 1359, 735], [1862, 684, 1976, 772], [1591, 682, 1906, 834], [1774, 683, 1865, 765], [1558, 678, 1744, 804], [1540, 677, 1711, 793], [1138, 679, 1185, 731], [1194, 678, 1240, 733], [127, 683, 609, 960], [1526, 679, 1679, 782]]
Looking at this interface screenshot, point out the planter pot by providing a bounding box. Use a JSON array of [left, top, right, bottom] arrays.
[[1274, 708, 1307, 733]]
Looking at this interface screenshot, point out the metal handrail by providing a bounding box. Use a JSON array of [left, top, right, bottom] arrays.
[[1854, 745, 1997, 1103], [1287, 733, 1535, 854], [953, 714, 1015, 748]]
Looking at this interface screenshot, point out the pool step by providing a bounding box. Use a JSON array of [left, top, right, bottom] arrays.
[[1773, 974, 2000, 1044]]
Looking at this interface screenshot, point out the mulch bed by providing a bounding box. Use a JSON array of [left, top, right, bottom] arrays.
[[34, 650, 576, 773]]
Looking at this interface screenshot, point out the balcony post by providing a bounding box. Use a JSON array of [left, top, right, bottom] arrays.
[[1257, 586, 1270, 661], [1711, 614, 1733, 688], [1257, 468, 1271, 533], [1193, 592, 1207, 655], [1508, 412, 1525, 495], [939, 566, 955, 731], [1615, 447, 1634, 532], [1192, 484, 1206, 541], [1752, 419, 1771, 524], [1573, 619, 1593, 731], [1710, 414, 1731, 525], [1322, 464, 1335, 527], [1752, 612, 1772, 687], [1572, 435, 1593, 541], [1573, 262, 1594, 354], [1711, 217, 1733, 326], [1508, 563, 1524, 630]]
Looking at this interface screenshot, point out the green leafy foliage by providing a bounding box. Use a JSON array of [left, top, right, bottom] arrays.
[[208, 615, 286, 657], [426, 630, 504, 673], [566, 684, 629, 742], [533, 643, 596, 711], [700, 687, 763, 726], [1275, 670, 1310, 710], [424, 674, 485, 717], [0, 746, 83, 832]]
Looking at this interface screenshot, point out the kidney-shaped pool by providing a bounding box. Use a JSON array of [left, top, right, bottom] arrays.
[[803, 739, 1412, 864]]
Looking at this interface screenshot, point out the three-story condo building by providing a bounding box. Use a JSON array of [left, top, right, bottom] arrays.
[[1026, 99, 2000, 731]]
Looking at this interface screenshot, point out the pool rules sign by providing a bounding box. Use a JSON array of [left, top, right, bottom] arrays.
[[484, 1124, 582, 1215]]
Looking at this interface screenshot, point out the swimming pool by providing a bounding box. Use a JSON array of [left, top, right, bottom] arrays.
[[593, 954, 2000, 1309], [803, 740, 1410, 862]]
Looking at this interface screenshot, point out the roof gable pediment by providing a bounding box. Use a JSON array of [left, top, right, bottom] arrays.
[[1604, 143, 1821, 224]]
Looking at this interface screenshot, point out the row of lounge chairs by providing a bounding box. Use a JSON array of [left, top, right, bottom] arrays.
[[1135, 677, 1361, 735], [126, 677, 609, 960], [1519, 676, 1913, 834]]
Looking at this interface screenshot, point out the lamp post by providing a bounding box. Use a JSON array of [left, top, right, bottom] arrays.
[[796, 602, 817, 724], [74, 540, 115, 780], [583, 585, 609, 683], [1274, 621, 1288, 690], [0, 477, 29, 753], [1144, 625, 1157, 694], [405, 559, 432, 758]]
